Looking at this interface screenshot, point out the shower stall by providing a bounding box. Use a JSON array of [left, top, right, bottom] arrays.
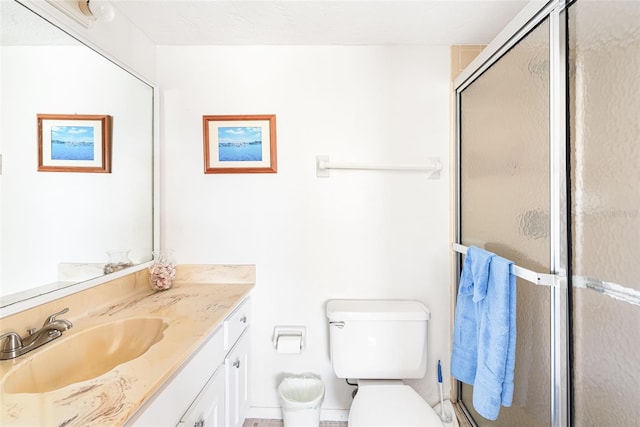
[[453, 1, 639, 426]]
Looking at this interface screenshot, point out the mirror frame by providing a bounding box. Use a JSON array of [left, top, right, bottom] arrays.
[[0, 0, 160, 317]]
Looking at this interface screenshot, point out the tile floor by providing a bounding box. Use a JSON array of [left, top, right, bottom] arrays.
[[243, 419, 347, 427]]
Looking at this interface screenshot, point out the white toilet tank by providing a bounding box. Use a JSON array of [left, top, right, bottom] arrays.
[[326, 299, 430, 379]]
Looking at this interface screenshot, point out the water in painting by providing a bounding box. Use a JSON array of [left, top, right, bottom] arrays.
[[217, 126, 263, 161], [50, 125, 95, 160]]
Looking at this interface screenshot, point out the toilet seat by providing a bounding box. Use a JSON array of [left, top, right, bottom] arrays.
[[349, 383, 444, 427]]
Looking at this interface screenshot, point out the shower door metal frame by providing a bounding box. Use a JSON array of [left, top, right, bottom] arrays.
[[452, 1, 570, 426]]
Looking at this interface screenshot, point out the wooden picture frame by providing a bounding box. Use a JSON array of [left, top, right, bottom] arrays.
[[37, 114, 112, 173], [203, 114, 277, 174]]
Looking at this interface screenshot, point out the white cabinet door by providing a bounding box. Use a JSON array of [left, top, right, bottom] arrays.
[[178, 365, 225, 427], [225, 328, 250, 427]]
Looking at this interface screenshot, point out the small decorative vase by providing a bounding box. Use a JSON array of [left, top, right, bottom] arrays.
[[104, 250, 134, 274], [149, 249, 176, 291]]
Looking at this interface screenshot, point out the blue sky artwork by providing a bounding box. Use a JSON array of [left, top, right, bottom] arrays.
[[50, 125, 95, 161], [217, 126, 263, 162], [52, 125, 94, 144]]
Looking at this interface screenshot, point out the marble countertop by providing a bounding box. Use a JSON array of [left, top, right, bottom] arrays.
[[0, 279, 253, 426]]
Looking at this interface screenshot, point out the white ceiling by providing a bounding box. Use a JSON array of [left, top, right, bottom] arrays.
[[111, 0, 530, 46]]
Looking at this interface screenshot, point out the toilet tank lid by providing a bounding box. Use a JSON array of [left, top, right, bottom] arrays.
[[326, 299, 430, 321]]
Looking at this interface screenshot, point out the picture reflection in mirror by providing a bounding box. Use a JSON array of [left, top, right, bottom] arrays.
[[0, 1, 153, 307]]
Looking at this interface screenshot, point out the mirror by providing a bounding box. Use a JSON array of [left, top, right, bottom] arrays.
[[0, 1, 154, 308]]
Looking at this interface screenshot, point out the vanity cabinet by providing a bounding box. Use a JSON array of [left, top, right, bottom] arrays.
[[128, 297, 251, 427], [225, 330, 250, 427]]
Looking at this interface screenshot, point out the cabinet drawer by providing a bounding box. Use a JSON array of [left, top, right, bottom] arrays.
[[224, 297, 251, 350]]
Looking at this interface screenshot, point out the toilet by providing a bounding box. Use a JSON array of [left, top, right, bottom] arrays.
[[326, 299, 444, 427]]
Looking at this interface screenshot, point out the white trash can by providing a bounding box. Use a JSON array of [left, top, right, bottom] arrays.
[[278, 374, 325, 427]]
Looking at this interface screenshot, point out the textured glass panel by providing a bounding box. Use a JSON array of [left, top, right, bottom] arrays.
[[459, 18, 550, 427], [569, 1, 640, 425], [569, 1, 640, 289], [573, 289, 640, 426]]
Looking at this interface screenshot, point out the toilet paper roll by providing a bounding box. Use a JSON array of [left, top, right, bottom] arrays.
[[276, 335, 302, 354]]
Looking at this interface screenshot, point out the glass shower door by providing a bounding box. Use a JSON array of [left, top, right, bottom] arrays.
[[458, 18, 551, 427], [568, 1, 640, 426]]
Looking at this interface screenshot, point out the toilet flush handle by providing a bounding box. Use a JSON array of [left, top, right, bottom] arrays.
[[329, 321, 345, 329]]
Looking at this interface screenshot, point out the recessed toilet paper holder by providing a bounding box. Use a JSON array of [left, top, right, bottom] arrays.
[[273, 326, 306, 350]]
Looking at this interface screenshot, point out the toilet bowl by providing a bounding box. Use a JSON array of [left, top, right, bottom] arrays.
[[349, 380, 443, 427]]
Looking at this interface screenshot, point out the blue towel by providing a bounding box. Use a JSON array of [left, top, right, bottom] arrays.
[[450, 246, 517, 421], [472, 254, 516, 420], [450, 246, 493, 384]]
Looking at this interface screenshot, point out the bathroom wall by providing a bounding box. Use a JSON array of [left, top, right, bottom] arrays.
[[158, 45, 451, 418], [450, 45, 485, 80]]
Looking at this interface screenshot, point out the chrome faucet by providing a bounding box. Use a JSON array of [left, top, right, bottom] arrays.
[[0, 308, 73, 360]]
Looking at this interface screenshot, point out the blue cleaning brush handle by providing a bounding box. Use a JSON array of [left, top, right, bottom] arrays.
[[437, 359, 443, 383]]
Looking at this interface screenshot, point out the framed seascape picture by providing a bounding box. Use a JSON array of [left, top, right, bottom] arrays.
[[203, 114, 277, 174], [37, 114, 112, 173]]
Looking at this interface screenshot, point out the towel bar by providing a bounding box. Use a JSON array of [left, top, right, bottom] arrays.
[[316, 155, 442, 178], [452, 243, 565, 288]]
